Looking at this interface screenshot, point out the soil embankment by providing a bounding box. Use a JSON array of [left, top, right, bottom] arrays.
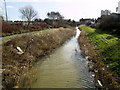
[[78, 29, 120, 89], [2, 28, 75, 88]]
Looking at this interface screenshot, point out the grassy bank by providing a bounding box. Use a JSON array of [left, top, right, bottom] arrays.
[[79, 25, 120, 88], [80, 25, 120, 76], [2, 28, 75, 88]]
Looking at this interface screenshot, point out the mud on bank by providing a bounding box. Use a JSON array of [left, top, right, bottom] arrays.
[[78, 29, 120, 89], [2, 28, 75, 88]]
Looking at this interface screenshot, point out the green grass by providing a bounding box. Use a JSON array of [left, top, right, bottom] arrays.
[[80, 25, 120, 76]]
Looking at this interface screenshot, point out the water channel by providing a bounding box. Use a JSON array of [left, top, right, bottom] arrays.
[[31, 27, 95, 88]]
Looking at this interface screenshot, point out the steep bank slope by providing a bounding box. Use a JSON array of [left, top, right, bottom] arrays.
[[78, 25, 120, 88], [2, 28, 75, 88]]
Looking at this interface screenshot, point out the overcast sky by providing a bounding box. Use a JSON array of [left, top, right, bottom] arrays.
[[1, 0, 120, 21]]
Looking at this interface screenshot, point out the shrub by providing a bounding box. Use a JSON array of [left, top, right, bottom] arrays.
[[97, 14, 120, 35], [2, 22, 21, 33]]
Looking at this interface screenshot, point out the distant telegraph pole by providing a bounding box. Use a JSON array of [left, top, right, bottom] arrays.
[[4, 0, 8, 21]]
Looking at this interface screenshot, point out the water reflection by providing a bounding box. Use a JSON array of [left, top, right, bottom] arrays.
[[31, 27, 95, 88]]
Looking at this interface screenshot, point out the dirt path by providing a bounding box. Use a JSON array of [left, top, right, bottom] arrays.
[[0, 30, 47, 45]]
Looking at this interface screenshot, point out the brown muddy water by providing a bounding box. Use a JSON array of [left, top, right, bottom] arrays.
[[30, 27, 95, 88]]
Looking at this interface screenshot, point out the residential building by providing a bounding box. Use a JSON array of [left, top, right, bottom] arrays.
[[101, 10, 111, 16], [79, 18, 95, 25], [118, 1, 120, 13]]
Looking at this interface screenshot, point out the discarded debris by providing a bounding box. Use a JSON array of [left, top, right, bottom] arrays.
[[102, 67, 105, 71], [16, 46, 24, 54], [92, 74, 95, 77], [98, 80, 103, 86], [85, 56, 89, 59], [0, 69, 5, 74], [94, 69, 98, 73]]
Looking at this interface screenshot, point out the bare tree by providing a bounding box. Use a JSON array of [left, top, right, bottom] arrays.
[[19, 5, 38, 28]]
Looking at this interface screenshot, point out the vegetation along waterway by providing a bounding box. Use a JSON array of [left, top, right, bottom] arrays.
[[30, 27, 95, 88], [2, 28, 75, 88]]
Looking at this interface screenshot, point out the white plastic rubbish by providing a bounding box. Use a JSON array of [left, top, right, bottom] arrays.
[[16, 46, 24, 54]]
